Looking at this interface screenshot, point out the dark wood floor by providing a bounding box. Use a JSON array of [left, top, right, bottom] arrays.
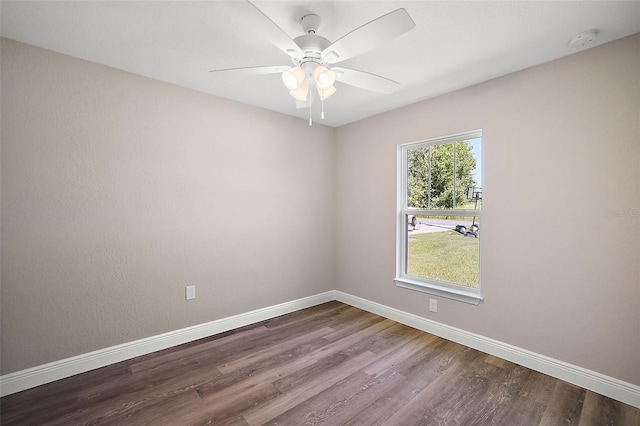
[[1, 301, 638, 425]]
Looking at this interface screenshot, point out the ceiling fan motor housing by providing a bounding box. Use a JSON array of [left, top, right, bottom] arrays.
[[293, 14, 332, 69], [294, 34, 331, 64]]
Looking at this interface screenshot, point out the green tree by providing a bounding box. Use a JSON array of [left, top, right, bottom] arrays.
[[408, 141, 476, 209]]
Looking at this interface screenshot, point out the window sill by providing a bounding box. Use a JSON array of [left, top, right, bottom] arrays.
[[394, 277, 482, 305]]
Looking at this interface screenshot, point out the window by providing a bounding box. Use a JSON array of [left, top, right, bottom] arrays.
[[395, 130, 482, 304]]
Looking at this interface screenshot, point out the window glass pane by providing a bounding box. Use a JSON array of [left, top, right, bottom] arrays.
[[406, 215, 480, 288], [456, 138, 482, 210], [429, 143, 455, 209], [407, 146, 431, 209], [407, 139, 481, 210]]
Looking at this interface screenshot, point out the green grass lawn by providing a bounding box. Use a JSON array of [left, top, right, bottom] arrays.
[[407, 231, 479, 288]]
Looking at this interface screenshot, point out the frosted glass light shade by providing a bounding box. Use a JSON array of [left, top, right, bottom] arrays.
[[313, 66, 335, 90], [317, 85, 337, 100], [282, 66, 305, 91], [289, 79, 309, 101]]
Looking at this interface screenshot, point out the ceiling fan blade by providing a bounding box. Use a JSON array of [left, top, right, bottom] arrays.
[[235, 0, 303, 60], [332, 67, 400, 94], [208, 65, 290, 75], [321, 8, 415, 64]]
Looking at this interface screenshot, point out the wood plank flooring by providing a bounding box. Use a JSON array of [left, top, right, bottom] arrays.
[[1, 301, 638, 425]]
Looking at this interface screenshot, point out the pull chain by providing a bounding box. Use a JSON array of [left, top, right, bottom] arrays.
[[308, 84, 313, 126]]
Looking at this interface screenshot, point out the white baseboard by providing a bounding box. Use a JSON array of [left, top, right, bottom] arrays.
[[334, 291, 640, 409], [0, 291, 334, 397], [2, 289, 638, 409]]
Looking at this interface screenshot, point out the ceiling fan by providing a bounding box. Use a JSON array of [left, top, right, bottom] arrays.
[[209, 1, 415, 125]]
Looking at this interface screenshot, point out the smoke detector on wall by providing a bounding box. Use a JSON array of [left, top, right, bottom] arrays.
[[569, 29, 598, 49]]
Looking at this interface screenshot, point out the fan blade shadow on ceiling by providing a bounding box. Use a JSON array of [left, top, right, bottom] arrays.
[[321, 8, 415, 65], [332, 67, 400, 94]]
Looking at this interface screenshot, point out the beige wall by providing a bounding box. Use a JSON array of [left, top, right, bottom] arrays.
[[334, 34, 640, 385], [1, 39, 335, 374], [2, 34, 639, 387]]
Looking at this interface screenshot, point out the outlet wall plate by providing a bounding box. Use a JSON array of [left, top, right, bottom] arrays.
[[186, 285, 196, 300]]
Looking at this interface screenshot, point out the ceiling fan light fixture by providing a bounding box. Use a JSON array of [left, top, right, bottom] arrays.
[[209, 7, 416, 122], [317, 84, 336, 100], [282, 66, 305, 91], [289, 79, 309, 101], [313, 66, 335, 90]]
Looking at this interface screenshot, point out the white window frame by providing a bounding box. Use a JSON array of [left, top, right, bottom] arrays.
[[395, 130, 483, 305]]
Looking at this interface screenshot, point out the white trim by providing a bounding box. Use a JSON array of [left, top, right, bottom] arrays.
[[2, 290, 639, 410], [399, 129, 483, 150], [0, 291, 334, 397], [396, 130, 484, 301], [334, 291, 640, 409], [394, 278, 482, 305]]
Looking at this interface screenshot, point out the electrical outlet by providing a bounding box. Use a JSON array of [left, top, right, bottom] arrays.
[[186, 285, 196, 300], [429, 298, 437, 313]]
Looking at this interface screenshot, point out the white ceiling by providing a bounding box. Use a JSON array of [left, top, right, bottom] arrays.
[[2, 1, 639, 127]]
